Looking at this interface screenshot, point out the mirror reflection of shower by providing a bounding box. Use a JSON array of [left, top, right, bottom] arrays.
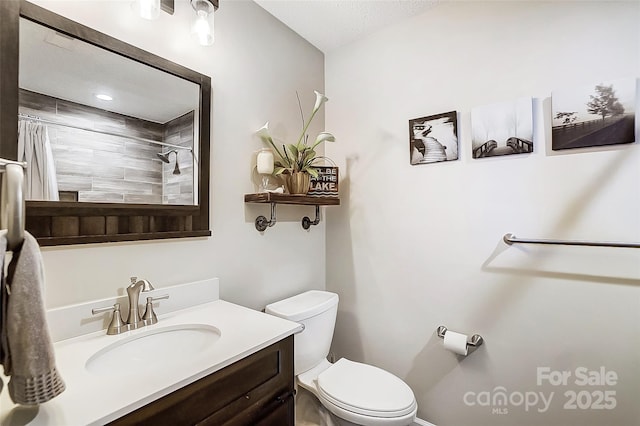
[[157, 149, 181, 175]]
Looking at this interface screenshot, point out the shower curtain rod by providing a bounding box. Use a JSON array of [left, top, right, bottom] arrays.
[[18, 113, 193, 152], [503, 233, 640, 249]]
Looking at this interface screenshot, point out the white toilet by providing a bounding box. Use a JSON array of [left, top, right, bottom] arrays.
[[265, 290, 417, 426]]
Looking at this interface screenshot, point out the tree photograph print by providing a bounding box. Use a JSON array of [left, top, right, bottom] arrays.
[[552, 78, 637, 150]]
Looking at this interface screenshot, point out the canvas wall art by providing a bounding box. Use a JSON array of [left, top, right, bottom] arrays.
[[552, 78, 637, 150], [409, 111, 458, 165], [471, 97, 533, 159]]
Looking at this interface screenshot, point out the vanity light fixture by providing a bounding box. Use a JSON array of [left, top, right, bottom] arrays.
[[190, 0, 218, 46], [132, 0, 161, 20], [132, 0, 218, 46]]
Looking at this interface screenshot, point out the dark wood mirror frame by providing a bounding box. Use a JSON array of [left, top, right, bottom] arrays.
[[0, 0, 211, 246]]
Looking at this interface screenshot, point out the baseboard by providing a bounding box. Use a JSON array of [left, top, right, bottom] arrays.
[[413, 417, 436, 426]]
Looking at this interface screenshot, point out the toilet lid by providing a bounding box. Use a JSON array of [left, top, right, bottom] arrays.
[[316, 358, 416, 418]]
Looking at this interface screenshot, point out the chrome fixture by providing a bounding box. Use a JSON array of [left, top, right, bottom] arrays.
[[132, 0, 175, 20], [132, 0, 219, 46], [132, 0, 161, 20], [126, 277, 155, 330], [91, 277, 170, 335], [436, 326, 483, 348], [18, 114, 192, 152], [142, 294, 170, 325], [191, 0, 218, 46], [157, 149, 181, 175], [503, 233, 640, 249], [92, 303, 127, 335], [0, 159, 27, 251]]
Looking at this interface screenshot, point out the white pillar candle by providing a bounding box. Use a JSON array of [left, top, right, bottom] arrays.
[[257, 149, 274, 174]]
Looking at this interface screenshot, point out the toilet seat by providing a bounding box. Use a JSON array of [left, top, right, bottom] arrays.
[[315, 358, 417, 419]]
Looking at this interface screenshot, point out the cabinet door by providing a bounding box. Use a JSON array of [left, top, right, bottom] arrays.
[[110, 335, 294, 426], [253, 391, 295, 426], [200, 388, 295, 426]]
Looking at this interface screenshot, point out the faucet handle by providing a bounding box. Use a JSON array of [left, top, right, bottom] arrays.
[[142, 294, 169, 325], [130, 276, 138, 285], [92, 303, 128, 335]]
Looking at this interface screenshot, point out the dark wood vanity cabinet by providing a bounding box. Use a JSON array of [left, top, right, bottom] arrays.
[[109, 335, 295, 426]]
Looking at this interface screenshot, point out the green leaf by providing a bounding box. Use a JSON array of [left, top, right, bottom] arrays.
[[281, 144, 293, 167], [304, 149, 316, 163], [307, 167, 318, 178], [287, 144, 299, 160]]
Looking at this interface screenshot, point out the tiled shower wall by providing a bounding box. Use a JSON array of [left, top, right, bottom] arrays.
[[163, 111, 194, 205], [18, 89, 194, 204]]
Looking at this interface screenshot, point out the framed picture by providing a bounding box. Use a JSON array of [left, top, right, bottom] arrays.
[[471, 97, 533, 159], [409, 111, 458, 165], [552, 78, 637, 150]]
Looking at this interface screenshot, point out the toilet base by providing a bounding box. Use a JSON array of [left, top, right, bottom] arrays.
[[296, 359, 416, 426]]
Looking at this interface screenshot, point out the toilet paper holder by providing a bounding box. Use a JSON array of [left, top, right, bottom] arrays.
[[437, 326, 483, 347]]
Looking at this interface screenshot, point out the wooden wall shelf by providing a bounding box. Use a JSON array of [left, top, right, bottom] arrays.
[[244, 193, 340, 206], [244, 193, 340, 231]]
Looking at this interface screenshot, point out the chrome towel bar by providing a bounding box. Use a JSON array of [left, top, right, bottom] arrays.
[[503, 233, 640, 249]]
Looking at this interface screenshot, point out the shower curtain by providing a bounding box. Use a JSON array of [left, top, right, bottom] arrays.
[[17, 120, 59, 201]]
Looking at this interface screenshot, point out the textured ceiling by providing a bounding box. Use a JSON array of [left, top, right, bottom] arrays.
[[253, 0, 441, 53]]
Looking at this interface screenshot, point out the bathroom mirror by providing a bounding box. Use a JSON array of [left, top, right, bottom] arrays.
[[19, 17, 200, 206], [0, 1, 212, 245]]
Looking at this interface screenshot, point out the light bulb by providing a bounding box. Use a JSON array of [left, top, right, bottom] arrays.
[[191, 9, 214, 46], [133, 0, 160, 20]]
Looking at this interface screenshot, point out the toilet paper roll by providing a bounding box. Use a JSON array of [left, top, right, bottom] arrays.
[[443, 330, 468, 355]]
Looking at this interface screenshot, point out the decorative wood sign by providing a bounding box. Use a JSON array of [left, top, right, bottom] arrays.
[[308, 166, 339, 197]]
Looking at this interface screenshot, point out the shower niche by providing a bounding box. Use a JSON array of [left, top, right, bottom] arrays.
[[0, 1, 212, 245]]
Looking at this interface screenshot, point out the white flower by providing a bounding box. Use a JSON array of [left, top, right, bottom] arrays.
[[313, 132, 335, 146], [256, 121, 285, 160], [312, 91, 329, 115], [256, 122, 272, 141], [257, 90, 335, 176]]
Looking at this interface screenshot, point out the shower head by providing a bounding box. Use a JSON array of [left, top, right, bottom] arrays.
[[157, 149, 181, 175], [156, 149, 177, 163]]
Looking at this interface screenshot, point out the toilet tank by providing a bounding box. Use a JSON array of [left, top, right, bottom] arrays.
[[265, 290, 338, 375]]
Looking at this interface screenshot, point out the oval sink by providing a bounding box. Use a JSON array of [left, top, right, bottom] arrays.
[[86, 324, 221, 375]]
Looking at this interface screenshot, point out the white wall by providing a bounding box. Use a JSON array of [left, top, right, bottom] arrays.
[[325, 2, 640, 425], [30, 0, 326, 310]]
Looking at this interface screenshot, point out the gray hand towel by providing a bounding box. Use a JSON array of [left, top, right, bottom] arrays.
[[0, 231, 7, 394], [3, 231, 65, 405]]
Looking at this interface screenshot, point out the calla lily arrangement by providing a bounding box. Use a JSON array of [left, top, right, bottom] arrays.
[[256, 90, 335, 178]]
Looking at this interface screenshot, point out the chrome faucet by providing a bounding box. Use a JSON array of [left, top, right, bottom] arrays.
[[92, 276, 169, 335], [126, 276, 155, 330]]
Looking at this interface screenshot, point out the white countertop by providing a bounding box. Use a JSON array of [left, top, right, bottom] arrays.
[[0, 300, 302, 425]]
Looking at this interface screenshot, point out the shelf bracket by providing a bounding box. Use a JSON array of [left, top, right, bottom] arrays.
[[246, 193, 339, 233], [255, 202, 277, 232], [302, 205, 321, 230]]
